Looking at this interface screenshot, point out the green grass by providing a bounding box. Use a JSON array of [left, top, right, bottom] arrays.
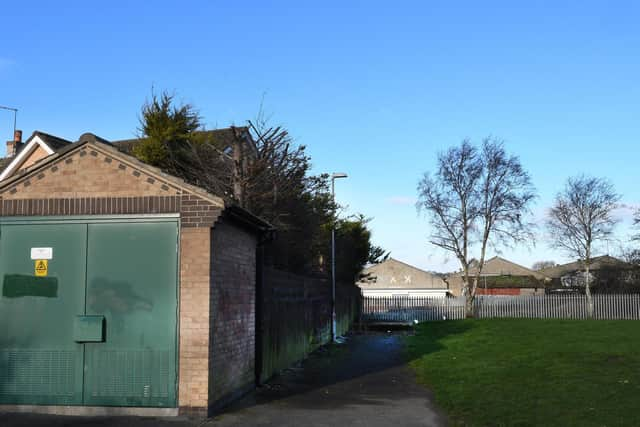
[[406, 319, 640, 427]]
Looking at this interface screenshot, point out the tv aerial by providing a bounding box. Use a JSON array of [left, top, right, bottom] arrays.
[[0, 105, 18, 134]]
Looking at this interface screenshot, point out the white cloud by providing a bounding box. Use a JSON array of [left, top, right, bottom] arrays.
[[616, 203, 639, 222], [387, 196, 416, 206]]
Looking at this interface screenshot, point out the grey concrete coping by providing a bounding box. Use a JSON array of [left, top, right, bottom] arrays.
[[0, 405, 179, 417]]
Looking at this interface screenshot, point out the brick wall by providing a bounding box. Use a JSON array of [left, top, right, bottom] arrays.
[[519, 287, 545, 296], [258, 268, 360, 383], [178, 227, 211, 416], [0, 142, 234, 416], [2, 147, 180, 199], [209, 218, 257, 411], [259, 268, 330, 383], [476, 287, 521, 296], [0, 144, 223, 228], [446, 275, 464, 296], [21, 145, 49, 169]]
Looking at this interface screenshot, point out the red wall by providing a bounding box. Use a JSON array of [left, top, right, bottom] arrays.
[[476, 288, 521, 296]]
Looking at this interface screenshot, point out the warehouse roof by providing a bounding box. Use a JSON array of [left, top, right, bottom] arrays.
[[357, 258, 447, 289]]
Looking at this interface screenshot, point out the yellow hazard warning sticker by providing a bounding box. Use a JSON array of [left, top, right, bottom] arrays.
[[35, 259, 48, 277]]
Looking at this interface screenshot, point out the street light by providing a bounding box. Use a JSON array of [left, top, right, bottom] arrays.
[[331, 172, 348, 343]]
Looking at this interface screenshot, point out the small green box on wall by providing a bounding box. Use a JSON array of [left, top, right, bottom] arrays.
[[74, 315, 105, 342]]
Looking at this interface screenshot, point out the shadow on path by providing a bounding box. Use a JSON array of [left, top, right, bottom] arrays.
[[1, 326, 467, 427], [208, 331, 450, 426]]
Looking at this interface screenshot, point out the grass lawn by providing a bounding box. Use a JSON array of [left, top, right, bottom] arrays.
[[406, 319, 640, 427]]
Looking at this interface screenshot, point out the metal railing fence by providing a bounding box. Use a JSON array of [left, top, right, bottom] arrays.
[[361, 294, 640, 322]]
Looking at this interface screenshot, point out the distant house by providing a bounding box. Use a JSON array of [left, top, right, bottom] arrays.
[[0, 130, 74, 180], [540, 255, 636, 291], [446, 256, 548, 296], [356, 258, 449, 298], [0, 127, 253, 182]]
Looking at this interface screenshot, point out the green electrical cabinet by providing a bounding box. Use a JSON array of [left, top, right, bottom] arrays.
[[0, 216, 179, 408]]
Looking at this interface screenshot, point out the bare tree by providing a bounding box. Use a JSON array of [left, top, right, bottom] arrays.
[[532, 260, 557, 271], [179, 135, 235, 198], [619, 245, 640, 266], [546, 175, 621, 317], [417, 138, 536, 317]]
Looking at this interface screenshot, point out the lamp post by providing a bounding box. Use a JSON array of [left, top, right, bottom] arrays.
[[331, 172, 348, 342]]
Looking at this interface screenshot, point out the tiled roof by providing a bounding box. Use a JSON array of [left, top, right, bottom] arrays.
[[357, 258, 447, 289], [0, 130, 73, 175], [540, 255, 631, 279], [453, 256, 547, 280], [33, 131, 73, 150], [0, 157, 11, 173]]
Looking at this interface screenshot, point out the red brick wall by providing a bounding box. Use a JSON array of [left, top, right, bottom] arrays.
[[476, 288, 521, 296], [209, 218, 257, 411]]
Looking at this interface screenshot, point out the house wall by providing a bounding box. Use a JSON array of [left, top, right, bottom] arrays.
[[446, 275, 464, 296], [519, 288, 545, 296], [20, 145, 50, 170], [446, 275, 545, 297], [475, 287, 544, 296], [476, 288, 521, 296], [209, 219, 257, 412]]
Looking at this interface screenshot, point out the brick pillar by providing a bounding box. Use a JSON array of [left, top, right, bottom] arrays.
[[178, 227, 211, 416]]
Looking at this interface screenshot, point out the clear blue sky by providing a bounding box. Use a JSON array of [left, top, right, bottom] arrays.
[[1, 1, 639, 272]]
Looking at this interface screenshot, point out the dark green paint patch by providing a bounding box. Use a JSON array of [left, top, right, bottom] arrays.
[[74, 315, 105, 342], [2, 274, 58, 298]]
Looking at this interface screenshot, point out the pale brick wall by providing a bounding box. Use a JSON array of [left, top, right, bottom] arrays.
[[0, 142, 235, 416], [209, 219, 257, 410], [446, 275, 464, 296], [520, 287, 545, 296], [21, 145, 50, 169], [2, 147, 180, 199], [0, 141, 266, 416], [178, 227, 211, 414]]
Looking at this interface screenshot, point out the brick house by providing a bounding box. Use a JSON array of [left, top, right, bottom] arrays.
[[0, 129, 270, 417], [446, 256, 548, 296], [540, 255, 636, 291]]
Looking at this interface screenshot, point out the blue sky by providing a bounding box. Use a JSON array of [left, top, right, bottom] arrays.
[[1, 1, 639, 272]]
